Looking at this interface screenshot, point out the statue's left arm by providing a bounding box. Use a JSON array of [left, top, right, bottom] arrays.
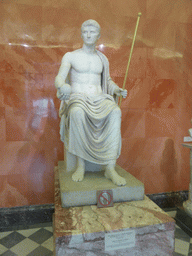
[[104, 56, 127, 99]]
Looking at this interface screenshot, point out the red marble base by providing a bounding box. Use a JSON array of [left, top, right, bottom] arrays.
[[53, 167, 175, 256]]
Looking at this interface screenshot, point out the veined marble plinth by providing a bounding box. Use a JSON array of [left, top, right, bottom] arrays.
[[58, 162, 144, 207], [54, 168, 175, 256]]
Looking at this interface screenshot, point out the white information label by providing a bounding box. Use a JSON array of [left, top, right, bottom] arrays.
[[105, 230, 135, 251]]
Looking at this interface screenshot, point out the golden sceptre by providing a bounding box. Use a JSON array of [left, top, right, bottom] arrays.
[[119, 12, 142, 107]]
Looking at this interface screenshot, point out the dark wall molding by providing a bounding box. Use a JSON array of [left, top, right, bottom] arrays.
[[0, 191, 188, 232], [147, 190, 188, 209], [0, 204, 54, 232]]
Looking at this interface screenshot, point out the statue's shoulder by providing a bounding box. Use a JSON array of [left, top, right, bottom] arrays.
[[62, 49, 81, 63], [96, 50, 109, 63], [64, 49, 82, 59]]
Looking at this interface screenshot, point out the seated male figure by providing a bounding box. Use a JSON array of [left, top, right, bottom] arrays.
[[55, 20, 127, 186]]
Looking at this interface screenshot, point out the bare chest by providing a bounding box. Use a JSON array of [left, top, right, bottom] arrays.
[[71, 53, 103, 74]]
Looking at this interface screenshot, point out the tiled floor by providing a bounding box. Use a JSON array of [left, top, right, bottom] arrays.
[[0, 223, 53, 256], [0, 216, 191, 256], [174, 225, 192, 256]]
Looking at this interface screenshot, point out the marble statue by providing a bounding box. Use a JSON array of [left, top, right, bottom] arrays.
[[55, 20, 127, 186]]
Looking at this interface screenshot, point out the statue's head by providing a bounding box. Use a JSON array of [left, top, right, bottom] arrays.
[[81, 20, 100, 45], [81, 20, 101, 34]]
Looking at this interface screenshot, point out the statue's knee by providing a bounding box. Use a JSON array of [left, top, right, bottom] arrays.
[[70, 106, 84, 118], [112, 107, 121, 118]]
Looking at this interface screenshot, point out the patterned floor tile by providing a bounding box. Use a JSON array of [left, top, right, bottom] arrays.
[[175, 227, 191, 243], [0, 244, 8, 254], [42, 236, 54, 251], [27, 245, 53, 256], [1, 250, 18, 256], [0, 231, 12, 240], [17, 228, 40, 238], [175, 238, 190, 255], [44, 226, 53, 232], [166, 210, 177, 218], [173, 252, 187, 256], [0, 231, 26, 249], [10, 238, 39, 256], [28, 228, 53, 244]]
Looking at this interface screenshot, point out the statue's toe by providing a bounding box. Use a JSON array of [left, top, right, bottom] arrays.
[[72, 171, 84, 182], [116, 177, 126, 186]]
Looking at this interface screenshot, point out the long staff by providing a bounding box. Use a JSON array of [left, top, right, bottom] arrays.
[[119, 12, 142, 107]]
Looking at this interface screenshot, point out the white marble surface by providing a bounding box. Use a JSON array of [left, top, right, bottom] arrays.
[[59, 163, 144, 207], [55, 20, 128, 187]]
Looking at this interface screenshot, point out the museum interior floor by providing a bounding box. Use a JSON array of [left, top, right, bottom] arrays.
[[0, 211, 191, 256]]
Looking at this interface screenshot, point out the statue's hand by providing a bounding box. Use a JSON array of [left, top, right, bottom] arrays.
[[58, 84, 71, 100], [114, 88, 127, 98]]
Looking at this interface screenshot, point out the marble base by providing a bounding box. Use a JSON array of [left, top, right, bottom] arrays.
[[54, 167, 175, 256], [58, 163, 144, 207]]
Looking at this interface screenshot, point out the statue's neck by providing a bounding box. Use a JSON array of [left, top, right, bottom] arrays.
[[82, 44, 97, 54]]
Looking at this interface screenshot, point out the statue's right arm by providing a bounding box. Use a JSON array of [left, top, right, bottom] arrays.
[[55, 52, 72, 100]]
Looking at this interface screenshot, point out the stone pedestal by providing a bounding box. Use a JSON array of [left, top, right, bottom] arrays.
[[58, 162, 144, 207], [53, 167, 175, 256]]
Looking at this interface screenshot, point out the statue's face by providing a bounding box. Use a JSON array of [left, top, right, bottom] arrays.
[[81, 25, 100, 45]]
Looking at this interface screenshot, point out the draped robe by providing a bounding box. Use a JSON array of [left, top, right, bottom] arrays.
[[57, 50, 122, 164]]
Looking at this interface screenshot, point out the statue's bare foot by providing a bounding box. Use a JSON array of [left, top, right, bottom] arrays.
[[72, 166, 85, 182], [104, 168, 126, 186]]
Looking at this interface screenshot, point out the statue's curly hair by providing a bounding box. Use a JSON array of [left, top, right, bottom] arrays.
[[81, 20, 100, 33]]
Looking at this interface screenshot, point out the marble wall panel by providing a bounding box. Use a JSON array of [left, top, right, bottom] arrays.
[[146, 49, 178, 80], [0, 3, 42, 44], [0, 107, 6, 141], [106, 47, 147, 79], [0, 174, 28, 208], [147, 0, 192, 23], [0, 119, 6, 142], [118, 137, 189, 194], [0, 0, 192, 207], [121, 108, 146, 139], [145, 109, 177, 138], [8, 0, 42, 6]]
